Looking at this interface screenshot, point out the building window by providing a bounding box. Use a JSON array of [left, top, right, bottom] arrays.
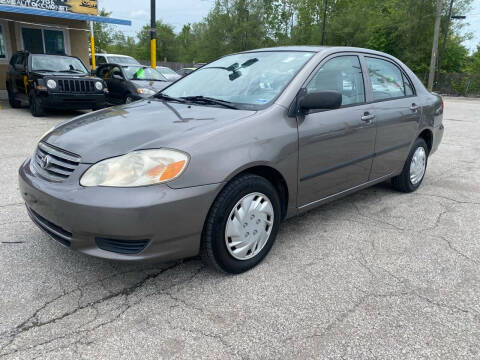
[[0, 24, 7, 60], [21, 27, 66, 55]]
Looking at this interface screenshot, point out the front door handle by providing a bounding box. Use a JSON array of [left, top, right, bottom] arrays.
[[361, 113, 376, 123], [410, 103, 420, 111]]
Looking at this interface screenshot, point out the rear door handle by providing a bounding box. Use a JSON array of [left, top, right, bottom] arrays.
[[410, 103, 420, 111], [361, 113, 376, 122]]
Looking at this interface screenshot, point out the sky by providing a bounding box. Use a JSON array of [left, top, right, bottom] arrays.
[[101, 0, 480, 53]]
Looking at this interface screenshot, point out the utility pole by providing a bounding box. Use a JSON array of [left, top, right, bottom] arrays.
[[428, 0, 443, 91], [90, 21, 96, 71], [436, 0, 454, 87], [321, 0, 328, 46], [150, 0, 157, 69]]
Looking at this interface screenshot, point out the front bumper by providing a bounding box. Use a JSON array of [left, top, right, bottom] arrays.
[[19, 158, 221, 262], [37, 92, 106, 110]]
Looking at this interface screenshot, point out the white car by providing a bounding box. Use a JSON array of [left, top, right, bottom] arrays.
[[94, 54, 140, 66], [156, 66, 181, 81]]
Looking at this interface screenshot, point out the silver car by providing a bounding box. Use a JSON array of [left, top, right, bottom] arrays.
[[19, 46, 444, 273]]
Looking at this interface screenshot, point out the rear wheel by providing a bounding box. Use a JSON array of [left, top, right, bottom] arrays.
[[392, 138, 428, 193], [201, 174, 281, 274], [7, 85, 21, 108], [29, 90, 45, 117]]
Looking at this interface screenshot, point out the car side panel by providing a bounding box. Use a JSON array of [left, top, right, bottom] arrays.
[[166, 104, 300, 219], [369, 97, 421, 179]]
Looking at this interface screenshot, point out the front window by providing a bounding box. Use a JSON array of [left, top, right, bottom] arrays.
[[123, 66, 167, 81], [31, 55, 88, 74], [107, 56, 139, 65], [306, 56, 365, 106], [162, 51, 314, 108]]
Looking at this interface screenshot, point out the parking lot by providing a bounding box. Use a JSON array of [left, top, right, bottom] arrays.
[[0, 97, 479, 359]]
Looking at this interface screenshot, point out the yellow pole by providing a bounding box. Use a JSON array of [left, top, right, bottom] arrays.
[[151, 38, 156, 69], [150, 0, 156, 68], [90, 21, 96, 71]]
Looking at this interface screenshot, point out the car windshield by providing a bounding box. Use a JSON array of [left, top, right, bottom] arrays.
[[31, 55, 88, 73], [107, 56, 139, 65], [123, 66, 168, 81], [158, 67, 177, 75], [161, 51, 314, 108]]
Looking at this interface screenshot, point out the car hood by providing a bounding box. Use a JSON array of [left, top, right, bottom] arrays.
[[131, 80, 170, 92], [43, 100, 256, 163], [32, 71, 91, 78]]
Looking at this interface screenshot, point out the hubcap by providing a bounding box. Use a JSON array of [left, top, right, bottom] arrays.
[[225, 192, 274, 261], [410, 147, 426, 185], [125, 97, 133, 104]]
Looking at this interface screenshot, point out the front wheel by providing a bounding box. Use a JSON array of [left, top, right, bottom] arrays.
[[392, 138, 429, 193], [201, 174, 281, 274], [29, 91, 45, 117], [124, 95, 134, 104]]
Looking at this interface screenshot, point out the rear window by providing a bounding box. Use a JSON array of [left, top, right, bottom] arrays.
[[365, 57, 407, 101]]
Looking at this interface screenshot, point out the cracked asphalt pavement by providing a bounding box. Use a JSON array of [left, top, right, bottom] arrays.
[[0, 97, 479, 359]]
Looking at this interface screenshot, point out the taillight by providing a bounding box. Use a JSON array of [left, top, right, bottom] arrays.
[[441, 98, 444, 110]]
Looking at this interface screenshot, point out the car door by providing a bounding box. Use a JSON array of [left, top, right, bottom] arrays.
[[105, 65, 125, 104], [96, 65, 114, 103], [297, 54, 377, 206], [363, 56, 421, 179]]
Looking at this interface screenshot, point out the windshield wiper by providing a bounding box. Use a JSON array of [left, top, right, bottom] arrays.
[[33, 69, 55, 72], [154, 93, 186, 103], [181, 96, 238, 109], [59, 69, 85, 74]]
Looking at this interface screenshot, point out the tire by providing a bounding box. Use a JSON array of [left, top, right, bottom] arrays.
[[7, 85, 21, 108], [124, 95, 134, 104], [392, 138, 429, 193], [29, 91, 45, 117], [201, 174, 282, 274]]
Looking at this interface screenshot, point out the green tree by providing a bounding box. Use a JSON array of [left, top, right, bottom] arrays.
[[136, 21, 178, 61]]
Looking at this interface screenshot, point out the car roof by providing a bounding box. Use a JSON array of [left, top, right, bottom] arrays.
[[97, 54, 135, 58], [19, 51, 75, 58], [239, 46, 396, 57]]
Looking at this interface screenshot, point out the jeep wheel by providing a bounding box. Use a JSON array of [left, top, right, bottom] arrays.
[[29, 91, 45, 117]]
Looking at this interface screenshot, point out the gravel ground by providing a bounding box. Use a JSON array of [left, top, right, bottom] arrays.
[[0, 97, 479, 360]]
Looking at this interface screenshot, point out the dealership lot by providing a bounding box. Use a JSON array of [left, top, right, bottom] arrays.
[[0, 97, 479, 359]]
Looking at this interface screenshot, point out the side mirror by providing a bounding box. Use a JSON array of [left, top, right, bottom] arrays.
[[112, 74, 123, 80], [298, 90, 342, 112]]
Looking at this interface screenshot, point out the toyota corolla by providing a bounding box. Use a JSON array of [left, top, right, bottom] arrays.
[[19, 46, 444, 274]]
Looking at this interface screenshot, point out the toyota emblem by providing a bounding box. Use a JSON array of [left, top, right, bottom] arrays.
[[40, 155, 52, 170]]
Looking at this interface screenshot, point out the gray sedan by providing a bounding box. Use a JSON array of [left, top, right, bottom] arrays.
[[19, 46, 444, 274]]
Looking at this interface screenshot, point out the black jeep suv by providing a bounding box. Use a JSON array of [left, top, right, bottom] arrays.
[[6, 52, 107, 116]]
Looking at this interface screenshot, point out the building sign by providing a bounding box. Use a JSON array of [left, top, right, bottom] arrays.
[[0, 0, 98, 15]]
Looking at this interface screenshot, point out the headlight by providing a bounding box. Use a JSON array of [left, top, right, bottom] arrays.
[[137, 88, 156, 96], [46, 79, 56, 89], [95, 81, 103, 91], [80, 149, 189, 187]]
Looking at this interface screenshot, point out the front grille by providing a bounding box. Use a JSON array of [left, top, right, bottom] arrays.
[[33, 142, 81, 182], [57, 79, 96, 93], [27, 206, 72, 247], [95, 237, 149, 255]]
